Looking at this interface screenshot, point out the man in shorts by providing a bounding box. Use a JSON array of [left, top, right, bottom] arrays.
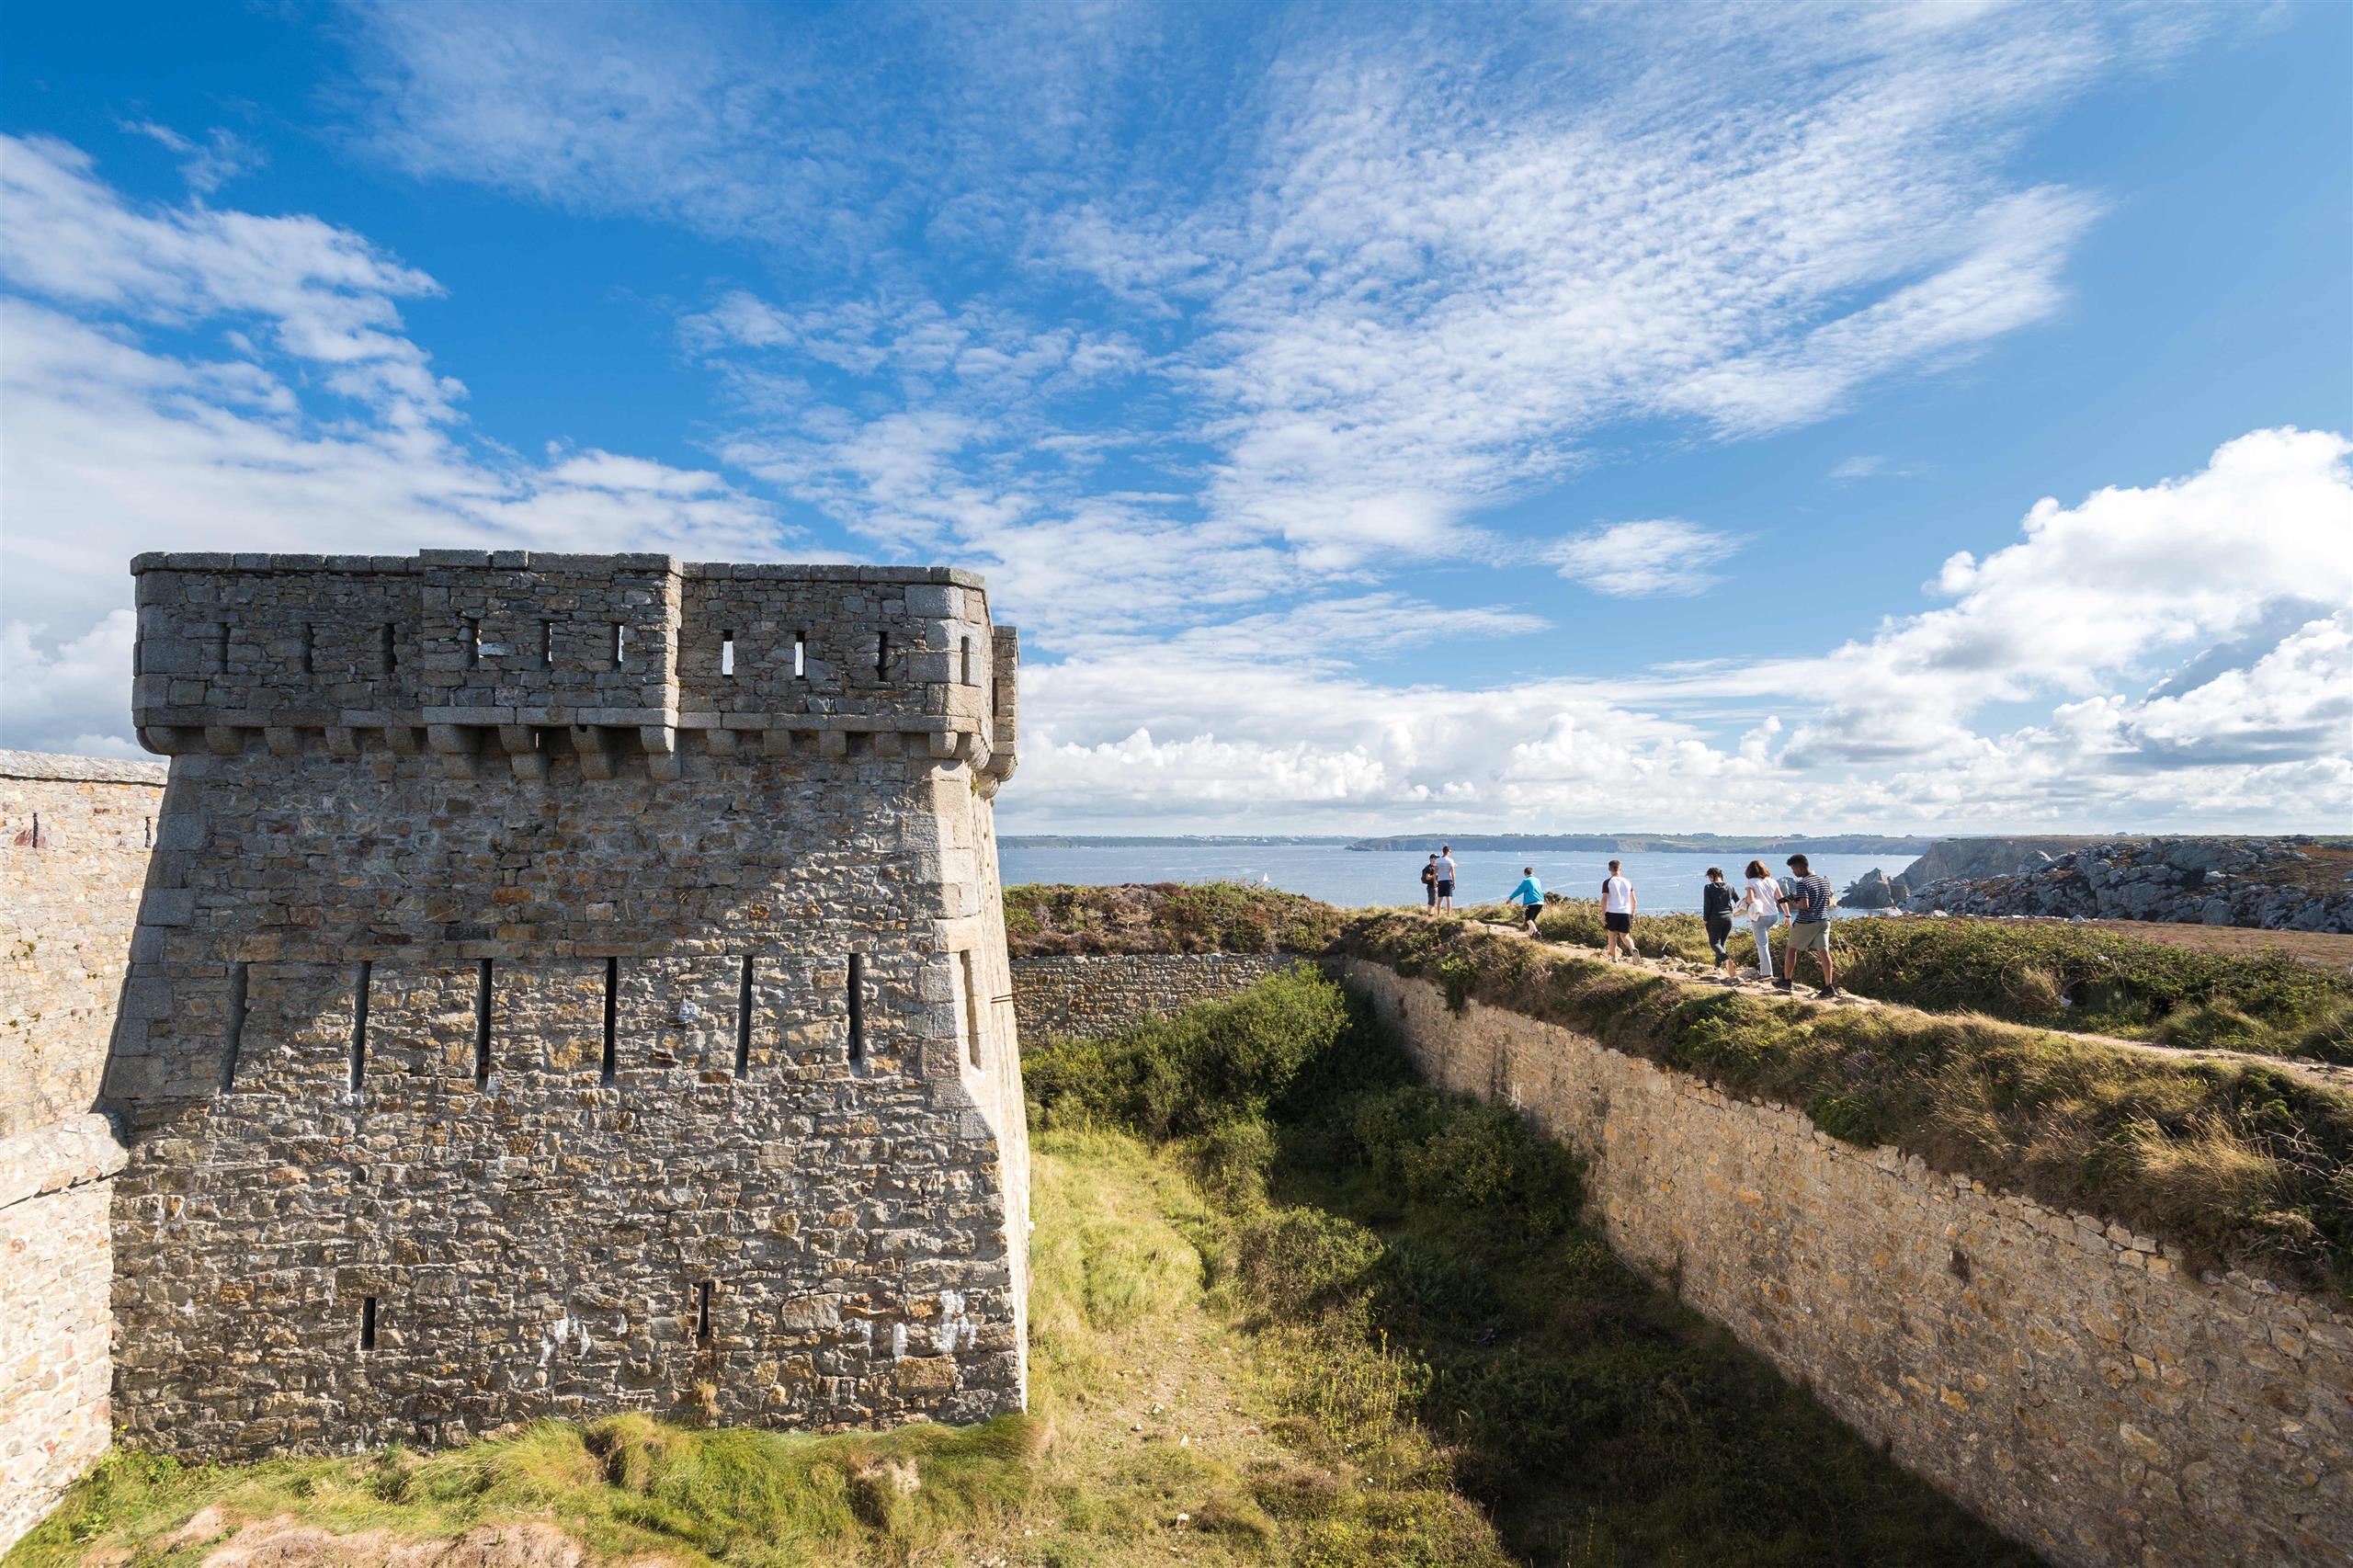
[[1420, 853, 1439, 912], [1436, 846, 1458, 912], [1779, 853, 1840, 997], [1600, 859, 1636, 960]]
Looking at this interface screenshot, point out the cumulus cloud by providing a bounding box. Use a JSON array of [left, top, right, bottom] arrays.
[[1546, 521, 1744, 598]]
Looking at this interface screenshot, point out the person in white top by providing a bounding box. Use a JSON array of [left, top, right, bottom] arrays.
[[1738, 858, 1784, 979], [1599, 858, 1637, 961], [1436, 846, 1459, 912]]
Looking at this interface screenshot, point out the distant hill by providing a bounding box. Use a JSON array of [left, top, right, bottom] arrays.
[[1342, 833, 1933, 854]]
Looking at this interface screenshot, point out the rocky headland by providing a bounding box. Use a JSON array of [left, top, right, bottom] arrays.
[[1893, 836, 2353, 933]]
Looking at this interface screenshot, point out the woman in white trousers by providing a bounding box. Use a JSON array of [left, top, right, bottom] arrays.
[[1740, 858, 1783, 978]]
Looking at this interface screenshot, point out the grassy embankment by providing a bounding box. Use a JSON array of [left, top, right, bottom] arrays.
[[1509, 897, 2353, 1063], [1003, 881, 2353, 1063], [1347, 913, 2353, 1295]]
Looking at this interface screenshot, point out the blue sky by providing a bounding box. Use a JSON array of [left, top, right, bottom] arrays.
[[3, 0, 2348, 834]]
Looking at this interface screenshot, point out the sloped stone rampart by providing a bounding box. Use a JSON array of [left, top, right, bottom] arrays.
[[1343, 957, 2351, 1568]]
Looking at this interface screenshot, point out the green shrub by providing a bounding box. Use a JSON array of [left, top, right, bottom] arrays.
[[1024, 966, 1350, 1138]]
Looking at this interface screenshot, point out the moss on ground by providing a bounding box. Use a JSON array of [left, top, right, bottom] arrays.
[[1344, 913, 2353, 1294]]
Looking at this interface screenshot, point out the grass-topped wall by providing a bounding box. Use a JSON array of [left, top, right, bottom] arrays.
[[1341, 912, 2353, 1296]]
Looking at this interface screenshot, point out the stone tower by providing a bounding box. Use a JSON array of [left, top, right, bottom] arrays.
[[104, 551, 1028, 1458]]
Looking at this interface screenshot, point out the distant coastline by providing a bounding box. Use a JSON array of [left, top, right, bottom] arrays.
[[1337, 833, 1934, 854], [1002, 832, 1933, 853]]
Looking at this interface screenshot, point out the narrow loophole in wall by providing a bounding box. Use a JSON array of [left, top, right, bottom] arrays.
[[874, 630, 889, 677], [221, 960, 249, 1091], [695, 1280, 714, 1347], [601, 958, 620, 1085], [28, 812, 40, 849], [793, 632, 806, 679], [349, 960, 372, 1098], [473, 960, 494, 1089], [734, 955, 754, 1079], [381, 623, 398, 674], [214, 623, 230, 675], [301, 624, 316, 675], [961, 635, 973, 686], [464, 618, 482, 667], [846, 953, 865, 1064], [960, 950, 982, 1070], [143, 816, 153, 847], [611, 623, 627, 670], [360, 1294, 378, 1352], [721, 631, 735, 678], [540, 619, 554, 667]]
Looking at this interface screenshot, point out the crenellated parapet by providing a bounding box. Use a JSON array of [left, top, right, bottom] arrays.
[[131, 551, 1019, 788]]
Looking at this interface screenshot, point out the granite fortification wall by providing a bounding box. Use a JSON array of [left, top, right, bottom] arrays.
[[0, 753, 158, 1550], [2, 751, 166, 1138], [1009, 952, 1309, 1040], [104, 551, 1032, 1460], [1343, 957, 2350, 1568]]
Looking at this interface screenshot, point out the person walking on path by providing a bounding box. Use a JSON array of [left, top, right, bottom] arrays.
[[1600, 859, 1637, 960], [1420, 853, 1439, 913], [1436, 846, 1459, 912], [1740, 858, 1783, 979], [1505, 867, 1545, 934], [1778, 853, 1840, 996], [1700, 867, 1738, 978]]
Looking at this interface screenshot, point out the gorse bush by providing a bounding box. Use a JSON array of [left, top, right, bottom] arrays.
[[1350, 912, 2353, 1290], [1025, 969, 2034, 1565]]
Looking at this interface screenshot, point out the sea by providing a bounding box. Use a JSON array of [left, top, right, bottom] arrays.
[[998, 843, 1909, 916]]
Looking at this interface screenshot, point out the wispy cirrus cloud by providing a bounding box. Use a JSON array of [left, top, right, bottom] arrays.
[[1547, 521, 1745, 598], [118, 120, 262, 196]]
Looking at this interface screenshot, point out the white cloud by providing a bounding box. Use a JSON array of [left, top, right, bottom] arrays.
[[1546, 520, 1744, 598], [0, 138, 794, 751], [119, 120, 263, 196]]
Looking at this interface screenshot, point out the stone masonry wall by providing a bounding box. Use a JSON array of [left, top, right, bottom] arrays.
[[1, 751, 166, 1140], [1344, 959, 2350, 1568], [0, 1115, 129, 1553], [1009, 952, 1308, 1041], [107, 553, 1030, 1459]]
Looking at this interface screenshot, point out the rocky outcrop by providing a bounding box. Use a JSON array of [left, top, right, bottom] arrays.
[[1839, 869, 1907, 909], [1894, 836, 2118, 889], [1903, 837, 2353, 933]]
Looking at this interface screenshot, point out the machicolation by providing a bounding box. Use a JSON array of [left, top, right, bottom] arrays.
[[104, 551, 1031, 1458]]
